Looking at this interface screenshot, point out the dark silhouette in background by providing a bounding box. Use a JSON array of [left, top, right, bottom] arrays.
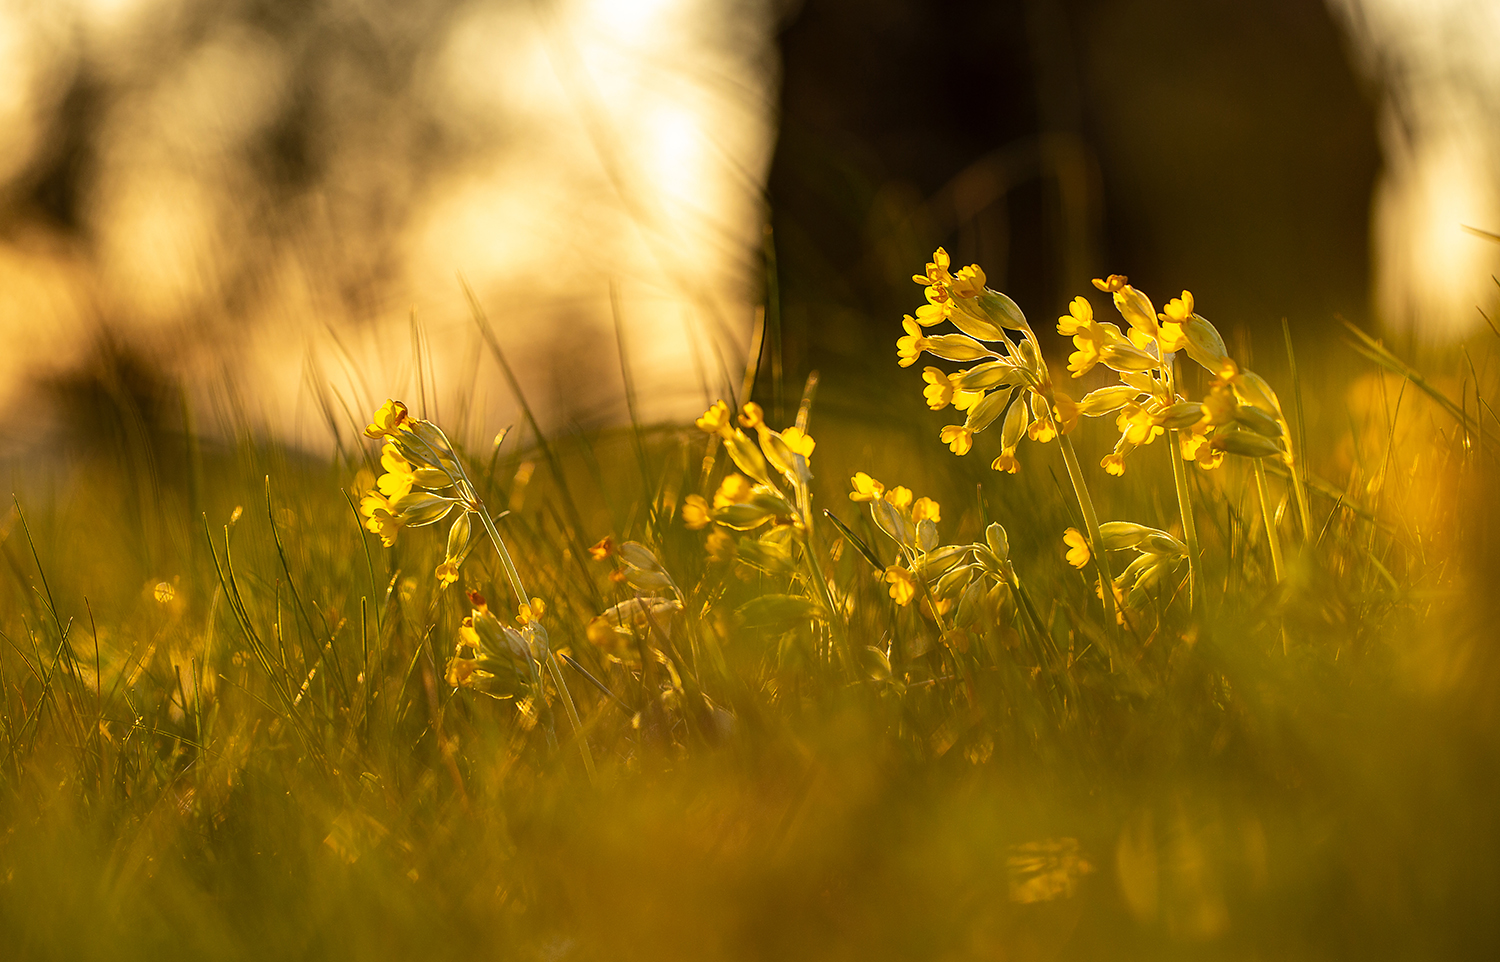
[[0, 0, 1384, 447], [769, 0, 1380, 407]]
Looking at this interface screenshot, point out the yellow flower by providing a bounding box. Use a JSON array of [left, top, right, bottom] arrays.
[[1180, 425, 1224, 469], [949, 263, 987, 299], [1053, 392, 1080, 434], [913, 247, 953, 288], [922, 367, 955, 410], [1101, 433, 1138, 476], [940, 424, 974, 455], [1095, 578, 1128, 624], [1158, 290, 1194, 325], [912, 497, 941, 523], [991, 450, 1020, 474], [517, 597, 546, 625], [1063, 528, 1091, 569], [884, 566, 917, 606], [588, 537, 614, 561], [1113, 285, 1158, 340], [1178, 427, 1207, 461], [359, 492, 405, 547], [1056, 296, 1095, 336], [1068, 333, 1102, 378], [1091, 274, 1128, 293], [364, 399, 410, 440], [781, 426, 816, 458], [885, 485, 913, 510], [446, 646, 477, 688], [682, 494, 711, 530], [713, 473, 755, 508], [433, 510, 471, 588], [849, 472, 885, 502], [1157, 322, 1188, 355], [377, 442, 417, 499], [897, 316, 925, 366], [915, 285, 953, 326], [695, 400, 733, 436], [954, 389, 985, 411], [1201, 383, 1238, 425], [737, 402, 765, 430], [1116, 404, 1164, 445], [1028, 406, 1057, 443]]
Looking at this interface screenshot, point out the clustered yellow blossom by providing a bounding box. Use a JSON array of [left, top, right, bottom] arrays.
[[898, 248, 1080, 474], [1079, 522, 1190, 620], [847, 472, 951, 608], [1050, 276, 1290, 476], [849, 470, 1020, 637], [358, 398, 476, 587], [445, 594, 534, 693], [685, 400, 816, 534]]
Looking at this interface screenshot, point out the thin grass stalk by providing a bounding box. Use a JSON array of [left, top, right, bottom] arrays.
[[1279, 425, 1315, 543], [1057, 434, 1119, 637], [1281, 317, 1315, 541], [1253, 459, 1286, 583], [470, 501, 596, 783], [1167, 430, 1203, 609]]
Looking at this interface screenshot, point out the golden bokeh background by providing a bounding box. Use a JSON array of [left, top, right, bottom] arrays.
[[0, 0, 1497, 451]]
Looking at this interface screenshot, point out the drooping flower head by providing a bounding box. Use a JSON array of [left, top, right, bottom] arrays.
[[364, 399, 411, 440]]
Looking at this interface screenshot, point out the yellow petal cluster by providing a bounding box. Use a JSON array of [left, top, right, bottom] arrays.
[[1063, 528, 1091, 569]]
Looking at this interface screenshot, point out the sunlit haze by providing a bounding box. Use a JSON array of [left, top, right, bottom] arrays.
[[0, 0, 778, 449]]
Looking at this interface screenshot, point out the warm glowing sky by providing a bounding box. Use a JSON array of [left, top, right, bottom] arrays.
[[0, 0, 1496, 450], [0, 0, 778, 447]]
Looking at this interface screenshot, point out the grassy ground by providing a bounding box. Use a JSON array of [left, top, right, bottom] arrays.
[[1, 276, 1498, 961]]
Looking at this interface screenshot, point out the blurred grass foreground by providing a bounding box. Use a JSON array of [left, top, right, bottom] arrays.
[[3, 248, 1500, 962]]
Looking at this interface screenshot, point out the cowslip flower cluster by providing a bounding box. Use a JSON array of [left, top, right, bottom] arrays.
[[445, 591, 535, 693], [1091, 522, 1188, 616], [899, 249, 1078, 473], [1059, 522, 1188, 624], [850, 471, 1020, 637], [359, 399, 474, 585], [848, 472, 941, 606], [1058, 277, 1290, 475], [689, 401, 813, 532]]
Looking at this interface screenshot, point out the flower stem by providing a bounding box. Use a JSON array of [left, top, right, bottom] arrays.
[[1167, 430, 1203, 610], [1252, 458, 1285, 583], [1058, 434, 1120, 637], [1281, 427, 1315, 543], [472, 501, 596, 783]]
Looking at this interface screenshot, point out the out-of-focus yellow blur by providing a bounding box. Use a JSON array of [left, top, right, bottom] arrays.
[[1332, 0, 1500, 340], [0, 0, 777, 448]]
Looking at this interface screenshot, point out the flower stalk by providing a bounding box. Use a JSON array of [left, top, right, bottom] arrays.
[[1058, 433, 1120, 635], [1253, 458, 1286, 583], [1168, 429, 1203, 608]]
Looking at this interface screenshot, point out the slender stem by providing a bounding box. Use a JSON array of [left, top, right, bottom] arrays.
[[1058, 434, 1120, 636], [471, 502, 596, 780], [1252, 458, 1286, 583], [791, 466, 847, 667], [1280, 425, 1315, 542], [1167, 430, 1203, 610], [418, 422, 595, 782]]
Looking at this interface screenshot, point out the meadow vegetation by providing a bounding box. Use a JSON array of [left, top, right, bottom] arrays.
[[1, 252, 1498, 960]]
